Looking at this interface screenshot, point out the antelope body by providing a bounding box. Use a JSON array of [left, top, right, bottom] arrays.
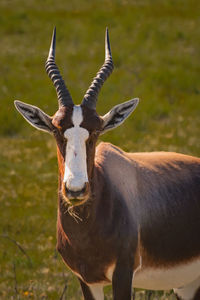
[[15, 28, 200, 300]]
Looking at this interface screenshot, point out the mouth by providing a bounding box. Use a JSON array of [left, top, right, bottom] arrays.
[[62, 184, 89, 207], [67, 198, 86, 207]]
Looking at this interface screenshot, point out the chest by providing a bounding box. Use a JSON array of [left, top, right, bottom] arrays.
[[57, 219, 117, 284]]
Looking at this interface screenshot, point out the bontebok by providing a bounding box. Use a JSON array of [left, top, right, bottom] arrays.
[[15, 28, 200, 300]]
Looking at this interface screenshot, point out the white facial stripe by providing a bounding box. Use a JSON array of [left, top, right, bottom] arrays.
[[64, 106, 89, 192], [72, 105, 83, 126]]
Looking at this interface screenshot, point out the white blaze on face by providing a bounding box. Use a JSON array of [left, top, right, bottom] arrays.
[[63, 105, 89, 192]]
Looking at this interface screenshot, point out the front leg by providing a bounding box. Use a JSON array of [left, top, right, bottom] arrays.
[[79, 278, 104, 300], [112, 254, 134, 300]]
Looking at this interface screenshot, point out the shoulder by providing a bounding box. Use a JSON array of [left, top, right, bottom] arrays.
[[96, 142, 124, 155], [95, 142, 127, 167]]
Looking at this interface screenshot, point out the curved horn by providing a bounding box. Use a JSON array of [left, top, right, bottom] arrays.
[[45, 27, 74, 107], [82, 28, 114, 110]]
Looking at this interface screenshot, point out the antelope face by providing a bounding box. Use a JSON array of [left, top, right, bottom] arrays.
[[14, 28, 139, 206], [52, 104, 102, 205]]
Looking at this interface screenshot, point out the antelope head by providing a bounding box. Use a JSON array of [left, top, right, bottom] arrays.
[[14, 28, 139, 206]]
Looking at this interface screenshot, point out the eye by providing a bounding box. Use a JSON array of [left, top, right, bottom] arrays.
[[52, 128, 59, 136], [95, 130, 101, 135], [87, 136, 93, 147], [87, 130, 99, 146], [88, 138, 93, 146], [92, 130, 100, 138]]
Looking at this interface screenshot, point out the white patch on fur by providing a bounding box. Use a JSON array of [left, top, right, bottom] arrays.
[[133, 254, 142, 283], [133, 258, 200, 291], [64, 105, 89, 192], [106, 263, 115, 282], [174, 276, 200, 300], [88, 284, 104, 300]]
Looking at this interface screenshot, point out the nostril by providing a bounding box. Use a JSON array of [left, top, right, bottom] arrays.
[[80, 183, 87, 193], [65, 183, 88, 199]]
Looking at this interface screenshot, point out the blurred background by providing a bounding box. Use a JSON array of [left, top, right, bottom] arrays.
[[0, 0, 199, 299]]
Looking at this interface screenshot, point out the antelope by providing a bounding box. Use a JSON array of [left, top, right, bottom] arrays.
[[14, 28, 200, 300]]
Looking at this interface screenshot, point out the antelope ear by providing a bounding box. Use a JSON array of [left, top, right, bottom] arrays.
[[100, 98, 139, 135], [14, 100, 53, 134]]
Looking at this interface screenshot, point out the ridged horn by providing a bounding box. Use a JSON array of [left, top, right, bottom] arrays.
[[45, 27, 74, 107], [82, 28, 114, 110]]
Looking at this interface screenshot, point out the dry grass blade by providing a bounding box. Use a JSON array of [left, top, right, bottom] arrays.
[[59, 282, 68, 300], [0, 234, 32, 266]]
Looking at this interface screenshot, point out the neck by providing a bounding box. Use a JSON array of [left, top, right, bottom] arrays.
[[57, 161, 125, 262]]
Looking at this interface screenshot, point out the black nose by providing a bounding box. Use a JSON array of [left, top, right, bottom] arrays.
[[65, 184, 87, 199]]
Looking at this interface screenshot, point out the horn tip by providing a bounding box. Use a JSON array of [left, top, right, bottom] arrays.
[[47, 26, 56, 60], [105, 27, 109, 41], [52, 26, 56, 42], [53, 26, 56, 36], [105, 27, 111, 58]]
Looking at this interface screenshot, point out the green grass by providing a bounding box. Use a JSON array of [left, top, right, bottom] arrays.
[[0, 0, 200, 299]]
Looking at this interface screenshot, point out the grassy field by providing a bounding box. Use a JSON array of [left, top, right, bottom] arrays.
[[0, 0, 199, 299]]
